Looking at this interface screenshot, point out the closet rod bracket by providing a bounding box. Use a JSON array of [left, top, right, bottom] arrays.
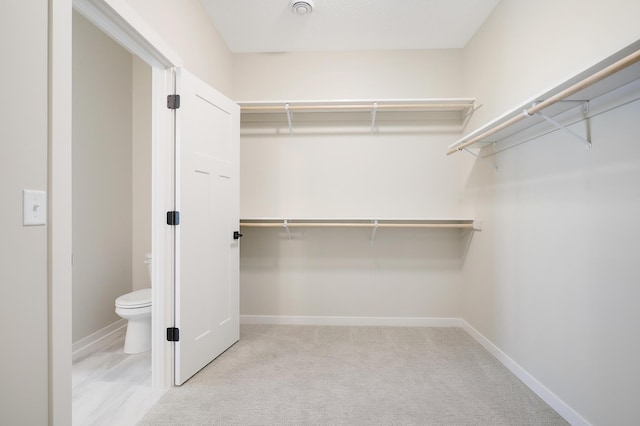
[[461, 103, 482, 133], [370, 220, 379, 243], [285, 103, 293, 136], [283, 219, 292, 240], [370, 102, 378, 134], [463, 147, 499, 172], [528, 101, 591, 149]]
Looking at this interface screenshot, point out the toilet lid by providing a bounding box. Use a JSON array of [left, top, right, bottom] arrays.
[[116, 288, 151, 308]]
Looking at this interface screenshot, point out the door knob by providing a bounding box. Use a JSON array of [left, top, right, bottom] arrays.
[[233, 231, 243, 240]]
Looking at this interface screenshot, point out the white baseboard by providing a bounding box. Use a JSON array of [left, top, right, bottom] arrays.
[[240, 315, 463, 327], [460, 320, 590, 426], [240, 314, 587, 425], [72, 319, 127, 362]]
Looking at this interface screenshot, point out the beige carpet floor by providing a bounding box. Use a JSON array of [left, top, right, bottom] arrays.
[[138, 325, 567, 425]]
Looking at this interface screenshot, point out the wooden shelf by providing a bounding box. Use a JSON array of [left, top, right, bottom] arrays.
[[448, 40, 640, 156], [240, 218, 479, 241], [238, 98, 478, 135]]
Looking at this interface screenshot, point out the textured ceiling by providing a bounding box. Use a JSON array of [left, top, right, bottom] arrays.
[[200, 0, 500, 53]]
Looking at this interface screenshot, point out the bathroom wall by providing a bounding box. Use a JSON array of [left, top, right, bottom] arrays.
[[72, 12, 153, 342], [235, 49, 470, 320], [460, 0, 640, 423], [132, 56, 152, 291], [72, 11, 133, 342]]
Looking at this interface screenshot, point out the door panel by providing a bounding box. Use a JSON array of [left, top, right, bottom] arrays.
[[175, 69, 240, 385]]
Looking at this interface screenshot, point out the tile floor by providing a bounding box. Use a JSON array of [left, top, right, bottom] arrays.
[[72, 330, 166, 426]]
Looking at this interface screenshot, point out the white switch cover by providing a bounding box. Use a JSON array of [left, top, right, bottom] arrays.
[[23, 190, 47, 226]]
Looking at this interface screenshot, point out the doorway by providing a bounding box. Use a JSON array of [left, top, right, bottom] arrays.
[[50, 1, 179, 422], [70, 10, 160, 424], [70, 0, 180, 393], [71, 10, 151, 356]]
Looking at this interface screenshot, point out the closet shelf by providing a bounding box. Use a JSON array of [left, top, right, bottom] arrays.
[[240, 218, 479, 241], [238, 98, 478, 135], [448, 41, 640, 156]]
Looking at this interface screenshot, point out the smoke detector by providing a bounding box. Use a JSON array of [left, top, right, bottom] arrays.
[[290, 0, 314, 16]]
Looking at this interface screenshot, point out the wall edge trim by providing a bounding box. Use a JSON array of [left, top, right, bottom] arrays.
[[459, 320, 591, 426], [72, 319, 127, 362]]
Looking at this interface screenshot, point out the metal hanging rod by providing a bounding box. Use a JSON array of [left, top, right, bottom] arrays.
[[447, 47, 640, 155]]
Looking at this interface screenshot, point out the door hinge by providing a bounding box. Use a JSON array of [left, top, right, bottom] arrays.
[[167, 327, 180, 342], [167, 94, 181, 109], [167, 211, 180, 226]]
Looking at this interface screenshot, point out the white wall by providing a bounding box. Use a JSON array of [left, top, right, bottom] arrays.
[[241, 226, 469, 319], [461, 0, 640, 424], [72, 11, 133, 342], [233, 49, 465, 101], [0, 1, 49, 423], [236, 50, 470, 319], [463, 0, 640, 128], [132, 56, 152, 291], [125, 0, 233, 96]]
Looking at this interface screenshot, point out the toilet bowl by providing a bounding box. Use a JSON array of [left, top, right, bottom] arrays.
[[115, 253, 152, 354]]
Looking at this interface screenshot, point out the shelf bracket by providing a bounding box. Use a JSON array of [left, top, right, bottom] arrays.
[[283, 219, 292, 240], [461, 103, 482, 133], [463, 147, 499, 172], [463, 147, 479, 158], [285, 103, 293, 136], [528, 105, 591, 149], [582, 100, 590, 115], [370, 102, 378, 134], [370, 220, 379, 243]]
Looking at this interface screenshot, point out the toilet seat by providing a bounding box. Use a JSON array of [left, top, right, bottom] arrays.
[[115, 288, 151, 309]]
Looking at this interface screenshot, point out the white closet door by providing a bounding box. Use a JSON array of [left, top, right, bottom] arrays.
[[174, 68, 240, 385]]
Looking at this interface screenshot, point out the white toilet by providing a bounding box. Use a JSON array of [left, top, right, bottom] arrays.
[[115, 253, 152, 354]]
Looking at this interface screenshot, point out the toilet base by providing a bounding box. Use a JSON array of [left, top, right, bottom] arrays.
[[123, 316, 151, 354]]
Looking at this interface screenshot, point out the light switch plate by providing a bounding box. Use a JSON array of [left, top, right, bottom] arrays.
[[23, 190, 47, 226]]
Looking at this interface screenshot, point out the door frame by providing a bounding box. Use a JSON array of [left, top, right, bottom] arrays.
[[51, 1, 183, 421]]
